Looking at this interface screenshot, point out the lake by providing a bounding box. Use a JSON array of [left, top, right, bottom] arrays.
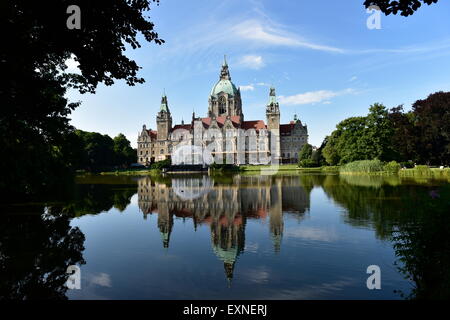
[[1, 173, 449, 299]]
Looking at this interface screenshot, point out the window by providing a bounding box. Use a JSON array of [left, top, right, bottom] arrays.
[[160, 149, 164, 154], [218, 96, 226, 114]]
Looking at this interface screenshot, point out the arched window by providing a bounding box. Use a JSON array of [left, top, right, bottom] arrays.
[[218, 96, 226, 114]]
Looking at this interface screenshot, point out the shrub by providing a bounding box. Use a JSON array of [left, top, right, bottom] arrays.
[[384, 161, 401, 173], [299, 159, 319, 168], [210, 163, 240, 171], [150, 159, 171, 170], [400, 161, 415, 169], [340, 159, 384, 173]]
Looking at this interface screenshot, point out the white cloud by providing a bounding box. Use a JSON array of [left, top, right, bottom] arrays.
[[279, 88, 355, 106], [231, 19, 344, 53], [238, 55, 265, 69], [349, 76, 358, 82], [239, 84, 255, 91], [90, 273, 112, 287]]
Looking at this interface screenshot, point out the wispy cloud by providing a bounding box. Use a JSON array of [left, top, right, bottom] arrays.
[[238, 54, 265, 69], [240, 84, 255, 91], [90, 273, 112, 287], [231, 19, 344, 53], [239, 82, 273, 92], [279, 88, 355, 106]]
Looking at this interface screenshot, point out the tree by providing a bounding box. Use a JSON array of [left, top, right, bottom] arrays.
[[1, 1, 163, 196], [74, 130, 136, 170], [362, 103, 396, 161], [388, 105, 418, 162], [113, 133, 136, 166], [364, 0, 439, 16], [298, 144, 313, 162], [412, 91, 450, 165], [323, 116, 367, 165]]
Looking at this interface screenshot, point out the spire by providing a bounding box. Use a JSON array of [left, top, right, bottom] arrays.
[[268, 86, 277, 105], [220, 55, 231, 80], [270, 86, 276, 96], [160, 93, 170, 113]]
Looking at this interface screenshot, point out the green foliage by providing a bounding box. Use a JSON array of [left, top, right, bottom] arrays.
[[1, 1, 162, 197], [298, 144, 313, 161], [150, 159, 171, 170], [412, 92, 450, 165], [298, 159, 319, 168], [113, 133, 136, 165], [75, 130, 136, 170], [210, 163, 241, 171], [364, 0, 439, 17], [400, 161, 415, 169], [340, 160, 385, 173], [323, 116, 368, 165], [322, 95, 450, 167], [384, 161, 401, 173]]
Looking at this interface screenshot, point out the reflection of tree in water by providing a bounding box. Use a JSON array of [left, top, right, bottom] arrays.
[[67, 176, 137, 216], [0, 176, 138, 299], [392, 185, 450, 300], [316, 174, 450, 299], [0, 206, 85, 299]]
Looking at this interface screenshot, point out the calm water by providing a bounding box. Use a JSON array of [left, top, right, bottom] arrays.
[[1, 173, 449, 300]]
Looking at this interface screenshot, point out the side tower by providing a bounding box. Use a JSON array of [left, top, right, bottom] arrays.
[[266, 87, 280, 130], [266, 87, 281, 162], [156, 94, 172, 141]]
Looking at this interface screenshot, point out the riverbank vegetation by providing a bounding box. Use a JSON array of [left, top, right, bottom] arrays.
[[321, 93, 450, 167]]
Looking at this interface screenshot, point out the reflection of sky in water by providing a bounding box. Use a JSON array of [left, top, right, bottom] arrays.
[[67, 174, 419, 300]]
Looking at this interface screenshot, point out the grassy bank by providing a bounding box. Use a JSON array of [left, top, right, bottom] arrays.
[[399, 167, 450, 179], [238, 164, 339, 173], [99, 168, 161, 175], [339, 160, 450, 180]]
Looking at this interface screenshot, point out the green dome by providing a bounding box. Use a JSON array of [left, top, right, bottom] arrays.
[[210, 79, 239, 97]]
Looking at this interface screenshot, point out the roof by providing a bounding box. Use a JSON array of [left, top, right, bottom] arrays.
[[172, 124, 192, 131], [146, 129, 157, 138], [280, 122, 295, 135], [201, 116, 241, 128], [210, 79, 239, 97], [241, 120, 266, 130], [160, 94, 170, 112], [280, 120, 305, 135]]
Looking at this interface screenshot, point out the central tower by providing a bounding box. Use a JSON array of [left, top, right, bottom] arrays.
[[208, 56, 243, 120]]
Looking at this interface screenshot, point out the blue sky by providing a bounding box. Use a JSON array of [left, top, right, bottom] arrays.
[[68, 0, 450, 147]]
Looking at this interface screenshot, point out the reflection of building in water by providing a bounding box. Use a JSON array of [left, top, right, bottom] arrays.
[[138, 175, 310, 282]]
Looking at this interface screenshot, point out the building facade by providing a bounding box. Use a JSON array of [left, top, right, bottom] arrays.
[[137, 58, 308, 165]]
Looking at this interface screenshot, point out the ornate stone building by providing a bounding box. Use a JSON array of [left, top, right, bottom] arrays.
[[137, 58, 308, 165]]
